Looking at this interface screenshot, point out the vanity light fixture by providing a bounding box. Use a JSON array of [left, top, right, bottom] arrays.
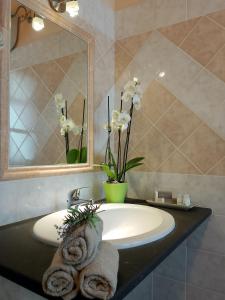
[[66, 1, 79, 17], [48, 0, 80, 17], [11, 5, 45, 51], [32, 16, 45, 31]]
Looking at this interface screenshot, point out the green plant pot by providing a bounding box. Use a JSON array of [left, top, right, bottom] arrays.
[[103, 182, 128, 203]]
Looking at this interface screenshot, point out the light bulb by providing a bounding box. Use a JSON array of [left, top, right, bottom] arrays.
[[66, 0, 79, 17], [158, 71, 166, 78], [32, 16, 45, 31]]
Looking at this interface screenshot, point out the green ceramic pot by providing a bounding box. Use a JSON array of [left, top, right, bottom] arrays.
[[103, 182, 128, 203]]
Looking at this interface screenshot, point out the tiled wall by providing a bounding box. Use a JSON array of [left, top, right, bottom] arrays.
[[112, 0, 225, 299]]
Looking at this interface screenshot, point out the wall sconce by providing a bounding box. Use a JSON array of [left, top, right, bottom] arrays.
[[11, 5, 45, 51], [32, 16, 45, 31], [48, 0, 79, 18]]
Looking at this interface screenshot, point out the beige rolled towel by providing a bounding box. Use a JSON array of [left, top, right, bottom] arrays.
[[80, 241, 119, 300], [60, 218, 103, 270], [42, 250, 79, 300]]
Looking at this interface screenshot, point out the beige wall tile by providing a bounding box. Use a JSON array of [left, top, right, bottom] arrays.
[[207, 157, 225, 176], [42, 133, 64, 164], [129, 111, 153, 149], [141, 80, 177, 123], [180, 17, 225, 66], [185, 70, 225, 140], [187, 0, 225, 19], [180, 124, 225, 173], [157, 101, 201, 147], [208, 9, 225, 28], [159, 17, 201, 46], [32, 61, 65, 93], [134, 126, 175, 171], [114, 42, 133, 82], [94, 46, 114, 108], [118, 31, 152, 57], [206, 46, 225, 83], [157, 151, 200, 174]]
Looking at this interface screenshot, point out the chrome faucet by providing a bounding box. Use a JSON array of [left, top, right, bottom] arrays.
[[67, 187, 94, 209]]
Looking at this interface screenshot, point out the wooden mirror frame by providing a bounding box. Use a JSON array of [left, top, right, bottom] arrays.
[[0, 0, 94, 180]]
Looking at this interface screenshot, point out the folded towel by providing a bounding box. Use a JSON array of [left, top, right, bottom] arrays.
[[60, 218, 103, 270], [80, 241, 119, 300], [42, 250, 79, 300]]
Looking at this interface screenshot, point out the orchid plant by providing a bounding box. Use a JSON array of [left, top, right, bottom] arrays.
[[55, 93, 87, 164], [100, 78, 144, 183]]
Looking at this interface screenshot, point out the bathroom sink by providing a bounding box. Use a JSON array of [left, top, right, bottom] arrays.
[[33, 203, 175, 249]]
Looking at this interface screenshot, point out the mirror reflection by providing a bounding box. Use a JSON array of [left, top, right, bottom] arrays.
[[9, 0, 88, 167]]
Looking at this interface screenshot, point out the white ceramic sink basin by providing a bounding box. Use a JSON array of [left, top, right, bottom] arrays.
[[33, 203, 175, 249]]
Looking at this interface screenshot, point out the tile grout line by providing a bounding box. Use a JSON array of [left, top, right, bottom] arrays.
[[54, 59, 86, 97], [205, 154, 225, 175], [179, 16, 202, 47], [153, 121, 204, 174], [206, 15, 225, 31]]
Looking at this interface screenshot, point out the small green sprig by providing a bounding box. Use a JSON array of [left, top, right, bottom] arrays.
[[55, 203, 102, 240]]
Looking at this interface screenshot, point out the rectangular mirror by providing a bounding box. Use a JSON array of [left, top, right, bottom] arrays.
[[0, 0, 94, 179]]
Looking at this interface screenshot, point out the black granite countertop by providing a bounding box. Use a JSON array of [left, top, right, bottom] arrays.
[[0, 199, 212, 300]]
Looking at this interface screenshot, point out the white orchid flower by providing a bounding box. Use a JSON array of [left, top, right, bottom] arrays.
[[111, 110, 131, 131], [60, 127, 66, 136], [133, 93, 141, 110], [124, 80, 136, 91], [122, 78, 141, 103], [112, 110, 120, 122], [59, 116, 77, 134], [55, 93, 65, 110], [122, 91, 133, 102]]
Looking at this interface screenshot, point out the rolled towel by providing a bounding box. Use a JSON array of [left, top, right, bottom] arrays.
[[60, 218, 103, 270], [80, 241, 119, 300], [42, 250, 79, 300]]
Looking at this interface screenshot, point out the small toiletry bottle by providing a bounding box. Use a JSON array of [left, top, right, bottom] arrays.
[[154, 190, 158, 201], [183, 194, 191, 207], [176, 194, 183, 205]]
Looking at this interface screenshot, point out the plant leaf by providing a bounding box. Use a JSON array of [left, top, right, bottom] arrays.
[[109, 150, 118, 179], [118, 157, 144, 180], [125, 157, 144, 170], [101, 163, 116, 180], [80, 147, 87, 163], [125, 162, 143, 172], [67, 149, 79, 164]]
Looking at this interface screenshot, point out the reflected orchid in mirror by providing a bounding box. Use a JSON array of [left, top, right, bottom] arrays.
[[54, 93, 87, 164]]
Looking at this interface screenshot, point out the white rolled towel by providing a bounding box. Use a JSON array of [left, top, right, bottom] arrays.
[[80, 241, 119, 299], [60, 218, 103, 270], [42, 250, 79, 300]]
